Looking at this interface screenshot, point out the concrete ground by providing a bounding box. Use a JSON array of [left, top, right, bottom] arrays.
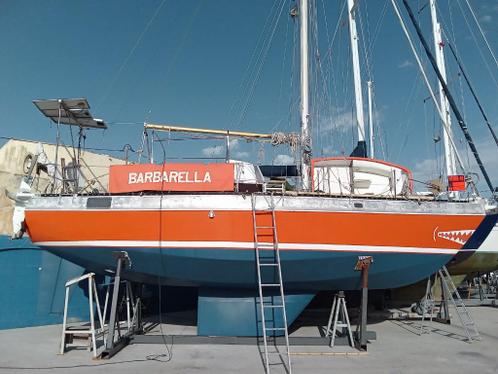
[[0, 305, 497, 374]]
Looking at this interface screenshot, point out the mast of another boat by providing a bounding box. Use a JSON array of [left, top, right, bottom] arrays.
[[367, 80, 374, 158], [299, 0, 311, 190], [347, 0, 367, 158], [429, 0, 458, 199]]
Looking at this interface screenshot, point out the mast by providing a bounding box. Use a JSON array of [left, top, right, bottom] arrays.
[[347, 0, 367, 157], [300, 0, 311, 190], [429, 0, 457, 185], [400, 0, 495, 194], [367, 80, 374, 158]]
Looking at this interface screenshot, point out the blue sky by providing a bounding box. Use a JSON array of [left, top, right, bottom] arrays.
[[0, 0, 497, 194]]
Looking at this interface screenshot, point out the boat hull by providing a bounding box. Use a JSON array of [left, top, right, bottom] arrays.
[[389, 219, 497, 304], [47, 245, 455, 291], [448, 223, 498, 275], [24, 194, 490, 291]]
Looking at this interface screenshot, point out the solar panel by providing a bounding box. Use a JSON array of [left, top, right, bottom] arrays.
[[33, 98, 107, 129]]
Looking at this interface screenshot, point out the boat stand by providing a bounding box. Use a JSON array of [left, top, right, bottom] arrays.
[[60, 272, 105, 357], [325, 291, 354, 348], [99, 251, 143, 359], [355, 256, 372, 351], [467, 272, 498, 307], [95, 252, 378, 358]]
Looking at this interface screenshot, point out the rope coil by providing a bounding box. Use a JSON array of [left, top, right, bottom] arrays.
[[271, 132, 300, 151]]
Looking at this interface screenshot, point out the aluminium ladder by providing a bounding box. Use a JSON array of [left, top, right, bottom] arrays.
[[419, 266, 480, 342], [251, 194, 291, 374], [438, 266, 480, 341]]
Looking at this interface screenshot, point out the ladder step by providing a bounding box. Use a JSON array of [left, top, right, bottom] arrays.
[[259, 263, 278, 267], [266, 327, 287, 331], [64, 330, 95, 334], [261, 283, 281, 287], [263, 304, 284, 308], [256, 226, 275, 229]]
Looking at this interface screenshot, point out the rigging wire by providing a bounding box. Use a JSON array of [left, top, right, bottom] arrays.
[[458, 66, 472, 171], [286, 4, 300, 161], [0, 135, 133, 155], [321, 1, 347, 63], [156, 0, 204, 94], [399, 0, 495, 193], [357, 2, 373, 81], [395, 68, 423, 163], [363, 0, 374, 76], [318, 0, 347, 155], [357, 0, 385, 159], [443, 37, 498, 147], [422, 97, 431, 171], [441, 0, 498, 94], [368, 0, 389, 55], [454, 0, 498, 91], [229, 0, 287, 131], [276, 3, 293, 131], [373, 101, 387, 160], [435, 0, 495, 176], [318, 0, 332, 156], [390, 0, 466, 175], [310, 0, 321, 151], [95, 0, 168, 110], [227, 0, 281, 123], [463, 0, 498, 71], [328, 2, 352, 154], [235, 0, 287, 130]]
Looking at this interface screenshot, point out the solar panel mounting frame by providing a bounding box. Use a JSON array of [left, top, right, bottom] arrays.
[[33, 98, 107, 129]]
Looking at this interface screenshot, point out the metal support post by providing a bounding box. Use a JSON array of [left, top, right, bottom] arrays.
[[355, 256, 373, 351], [100, 251, 130, 359], [225, 134, 230, 162]]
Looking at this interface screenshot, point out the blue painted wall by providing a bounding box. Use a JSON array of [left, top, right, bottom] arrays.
[[0, 236, 90, 329]]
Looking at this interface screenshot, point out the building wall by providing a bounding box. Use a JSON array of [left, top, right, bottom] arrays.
[[0, 139, 125, 235]]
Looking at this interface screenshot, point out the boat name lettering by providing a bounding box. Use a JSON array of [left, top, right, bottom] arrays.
[[108, 163, 233, 192], [128, 170, 212, 184]]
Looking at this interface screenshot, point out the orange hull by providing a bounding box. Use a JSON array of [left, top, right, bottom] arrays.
[[21, 194, 493, 290], [26, 209, 482, 252]]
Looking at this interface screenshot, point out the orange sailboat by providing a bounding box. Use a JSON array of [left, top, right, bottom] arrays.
[[15, 0, 497, 337]]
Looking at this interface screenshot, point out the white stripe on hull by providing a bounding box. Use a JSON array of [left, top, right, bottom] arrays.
[[35, 240, 461, 255]]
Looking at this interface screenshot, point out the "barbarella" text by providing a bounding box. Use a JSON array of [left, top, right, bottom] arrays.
[[128, 171, 212, 184]]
